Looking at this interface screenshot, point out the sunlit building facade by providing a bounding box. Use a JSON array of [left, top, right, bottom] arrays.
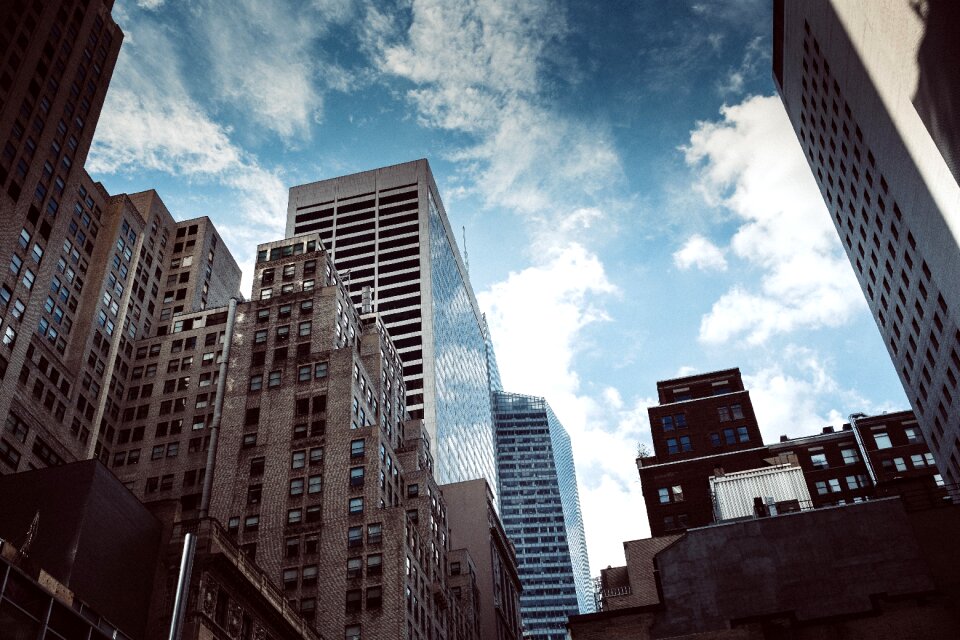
[[286, 160, 498, 499], [774, 0, 960, 483], [493, 391, 593, 638]]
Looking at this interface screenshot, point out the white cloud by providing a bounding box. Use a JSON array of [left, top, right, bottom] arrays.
[[363, 0, 621, 240], [88, 14, 287, 233], [673, 234, 728, 271], [684, 94, 866, 345], [743, 345, 893, 443], [199, 0, 333, 139], [136, 0, 165, 9], [478, 244, 653, 571]]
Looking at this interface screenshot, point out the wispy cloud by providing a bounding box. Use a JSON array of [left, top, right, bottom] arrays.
[[362, 0, 621, 239], [88, 16, 287, 232], [684, 94, 866, 345], [198, 0, 355, 140]]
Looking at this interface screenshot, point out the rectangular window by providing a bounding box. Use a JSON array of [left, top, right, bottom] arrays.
[[736, 426, 749, 442], [730, 404, 744, 419], [874, 432, 892, 449], [810, 453, 828, 469], [661, 415, 674, 431], [841, 448, 859, 465]]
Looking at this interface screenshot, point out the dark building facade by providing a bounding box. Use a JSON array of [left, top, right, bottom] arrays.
[[638, 369, 942, 536], [572, 497, 960, 639], [0, 459, 162, 639]]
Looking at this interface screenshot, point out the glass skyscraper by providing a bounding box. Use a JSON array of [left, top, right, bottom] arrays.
[[494, 391, 593, 639], [287, 160, 498, 498]]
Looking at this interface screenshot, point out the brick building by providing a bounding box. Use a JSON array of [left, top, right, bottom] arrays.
[[638, 369, 943, 536]]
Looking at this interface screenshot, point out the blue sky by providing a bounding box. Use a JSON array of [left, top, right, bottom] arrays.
[[90, 0, 909, 572]]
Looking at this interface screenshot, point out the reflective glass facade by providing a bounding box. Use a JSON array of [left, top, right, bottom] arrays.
[[428, 192, 499, 498], [287, 160, 499, 503], [494, 391, 593, 639]]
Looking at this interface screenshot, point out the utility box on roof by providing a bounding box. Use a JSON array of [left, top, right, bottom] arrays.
[[711, 463, 812, 521]]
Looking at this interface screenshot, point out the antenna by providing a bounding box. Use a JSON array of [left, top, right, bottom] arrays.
[[462, 225, 469, 273]]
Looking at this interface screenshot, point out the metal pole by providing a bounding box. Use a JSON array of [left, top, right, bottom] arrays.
[[169, 532, 196, 640], [199, 297, 238, 518]]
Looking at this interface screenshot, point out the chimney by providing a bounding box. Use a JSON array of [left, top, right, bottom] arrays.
[[822, 426, 835, 434], [780, 435, 789, 442], [361, 286, 372, 315]]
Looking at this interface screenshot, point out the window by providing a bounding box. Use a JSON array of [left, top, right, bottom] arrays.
[[254, 329, 267, 344], [349, 497, 364, 514], [351, 467, 365, 487], [351, 439, 365, 458], [841, 448, 859, 465], [658, 487, 670, 504], [718, 406, 730, 422], [345, 625, 361, 640], [315, 362, 328, 379], [302, 564, 318, 585], [730, 404, 744, 419], [675, 414, 687, 428], [366, 523, 382, 544], [810, 453, 828, 469], [247, 485, 262, 505], [723, 428, 736, 445], [347, 556, 362, 579], [661, 416, 674, 431], [283, 568, 298, 589], [286, 537, 300, 558], [348, 526, 363, 547], [290, 478, 305, 496], [292, 450, 306, 469], [846, 474, 868, 490], [874, 431, 892, 449], [244, 515, 260, 531], [250, 457, 265, 475], [268, 370, 281, 387], [710, 432, 722, 447], [249, 374, 262, 391], [815, 481, 828, 495], [828, 478, 842, 493], [367, 554, 382, 576], [298, 365, 312, 382], [366, 586, 382, 609], [299, 321, 312, 337], [310, 447, 323, 466], [893, 457, 907, 472], [905, 428, 922, 443], [345, 589, 362, 613], [736, 426, 749, 442], [288, 508, 303, 525], [308, 475, 322, 494]]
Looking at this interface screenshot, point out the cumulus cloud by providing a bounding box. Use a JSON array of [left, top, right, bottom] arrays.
[[478, 244, 654, 570], [743, 345, 896, 443], [684, 94, 866, 345], [673, 234, 728, 271]]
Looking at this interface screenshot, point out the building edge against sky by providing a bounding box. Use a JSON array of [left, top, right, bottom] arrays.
[[286, 160, 499, 501], [494, 390, 594, 639], [773, 0, 960, 482]]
